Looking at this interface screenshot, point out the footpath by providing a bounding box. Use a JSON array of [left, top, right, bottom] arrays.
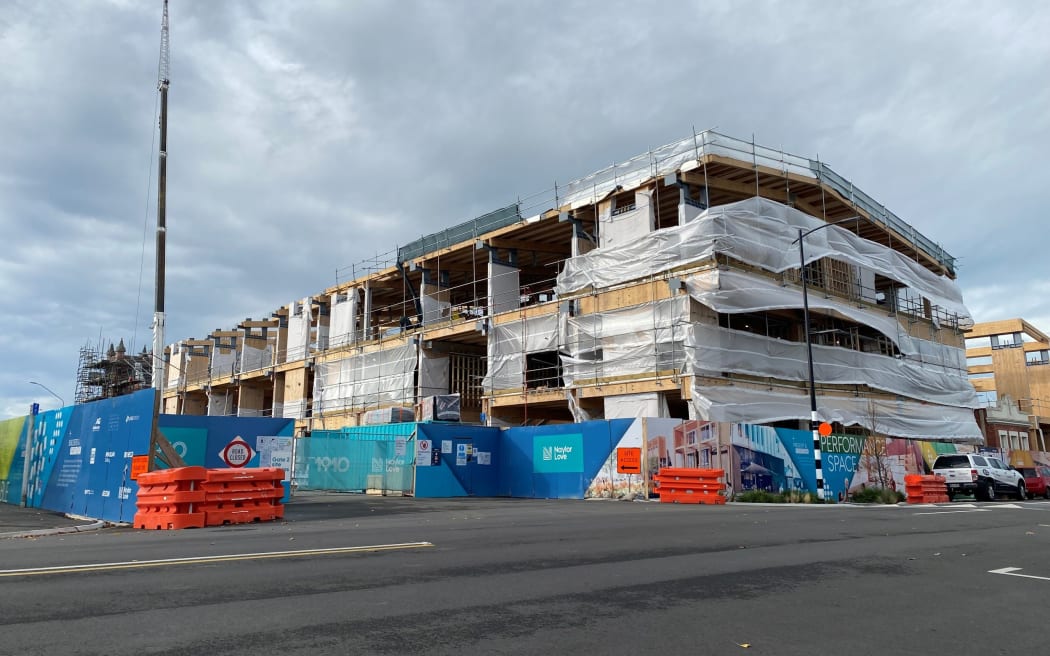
[[0, 503, 104, 539]]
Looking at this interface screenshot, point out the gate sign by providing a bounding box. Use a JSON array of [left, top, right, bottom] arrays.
[[220, 437, 255, 468], [616, 447, 642, 474], [416, 439, 432, 467]]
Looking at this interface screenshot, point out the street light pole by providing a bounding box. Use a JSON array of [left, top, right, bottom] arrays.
[[797, 227, 824, 501], [793, 217, 861, 502], [28, 381, 65, 407]]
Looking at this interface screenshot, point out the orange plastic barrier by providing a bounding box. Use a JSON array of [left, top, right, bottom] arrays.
[[654, 467, 726, 505], [905, 474, 949, 504], [199, 468, 286, 526], [134, 466, 208, 530], [133, 466, 286, 529]]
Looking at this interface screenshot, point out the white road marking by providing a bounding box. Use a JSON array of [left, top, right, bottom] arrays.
[[989, 567, 1050, 582], [913, 509, 992, 515], [0, 542, 434, 577]]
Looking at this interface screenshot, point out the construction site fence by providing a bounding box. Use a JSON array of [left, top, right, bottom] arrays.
[[293, 427, 416, 495]]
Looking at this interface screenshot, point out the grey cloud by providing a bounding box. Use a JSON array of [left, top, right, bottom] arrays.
[[1, 0, 1046, 414]]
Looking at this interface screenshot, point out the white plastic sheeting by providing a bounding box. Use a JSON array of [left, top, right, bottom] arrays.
[[488, 262, 520, 316], [541, 268, 977, 438], [421, 290, 452, 325], [313, 342, 418, 413], [286, 298, 311, 362], [684, 269, 967, 371], [603, 392, 670, 419], [329, 290, 359, 348], [686, 323, 979, 409], [281, 399, 306, 420], [239, 339, 273, 374], [561, 297, 689, 387], [482, 313, 560, 392], [210, 348, 237, 379], [419, 350, 450, 398], [207, 390, 234, 416], [556, 197, 972, 328], [599, 191, 654, 249], [690, 382, 982, 441], [166, 343, 184, 389], [561, 131, 817, 211]]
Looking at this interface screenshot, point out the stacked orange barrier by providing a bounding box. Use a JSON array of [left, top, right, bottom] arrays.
[[904, 474, 949, 504], [199, 468, 286, 526], [654, 467, 726, 505], [134, 466, 208, 530]]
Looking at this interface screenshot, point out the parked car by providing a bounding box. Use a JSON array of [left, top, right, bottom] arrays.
[[1016, 466, 1050, 499], [932, 453, 1027, 501]]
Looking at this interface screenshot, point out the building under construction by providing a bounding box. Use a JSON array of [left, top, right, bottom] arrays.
[[160, 129, 981, 441], [75, 339, 154, 405]]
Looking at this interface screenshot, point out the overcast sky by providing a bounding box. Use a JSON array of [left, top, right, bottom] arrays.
[[1, 0, 1047, 417]]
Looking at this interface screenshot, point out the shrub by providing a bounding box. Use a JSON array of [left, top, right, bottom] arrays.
[[850, 486, 903, 504], [733, 490, 835, 504], [734, 490, 785, 503]]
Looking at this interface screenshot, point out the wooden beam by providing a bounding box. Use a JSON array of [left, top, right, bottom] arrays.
[[483, 237, 570, 254], [681, 171, 825, 217], [239, 319, 279, 329]]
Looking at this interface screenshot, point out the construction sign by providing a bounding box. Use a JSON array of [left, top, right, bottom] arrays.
[[220, 437, 255, 468], [129, 455, 150, 480], [616, 447, 642, 474]]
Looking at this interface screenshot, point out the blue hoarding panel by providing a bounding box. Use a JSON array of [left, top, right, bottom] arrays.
[[414, 424, 501, 497], [499, 420, 632, 499], [157, 415, 295, 469], [39, 389, 155, 522]]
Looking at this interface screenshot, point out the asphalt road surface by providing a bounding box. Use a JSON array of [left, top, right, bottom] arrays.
[[2, 494, 1049, 655]]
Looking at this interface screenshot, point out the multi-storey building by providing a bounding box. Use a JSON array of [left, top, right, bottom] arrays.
[[965, 319, 1050, 449], [161, 130, 980, 442]]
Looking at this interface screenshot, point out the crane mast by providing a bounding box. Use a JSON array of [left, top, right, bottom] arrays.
[[147, 0, 185, 471], [151, 0, 169, 390]]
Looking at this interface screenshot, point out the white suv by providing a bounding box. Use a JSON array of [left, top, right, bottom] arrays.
[[932, 453, 1027, 501]]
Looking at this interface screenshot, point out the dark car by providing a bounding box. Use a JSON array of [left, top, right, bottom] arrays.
[[1016, 466, 1050, 499]]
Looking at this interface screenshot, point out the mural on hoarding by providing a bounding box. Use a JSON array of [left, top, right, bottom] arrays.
[[0, 416, 27, 505], [728, 424, 815, 497], [38, 390, 155, 523], [1, 390, 296, 524], [848, 435, 927, 497], [585, 418, 683, 499]]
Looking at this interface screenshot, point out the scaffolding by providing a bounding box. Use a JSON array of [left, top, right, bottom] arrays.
[[160, 128, 980, 440], [74, 339, 153, 404]]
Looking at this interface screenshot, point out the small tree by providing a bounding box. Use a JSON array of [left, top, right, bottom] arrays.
[[859, 398, 893, 489]]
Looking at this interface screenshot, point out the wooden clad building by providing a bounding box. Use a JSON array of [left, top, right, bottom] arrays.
[[966, 319, 1050, 449], [161, 130, 980, 442]]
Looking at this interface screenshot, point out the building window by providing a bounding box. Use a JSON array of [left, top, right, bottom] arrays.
[[966, 336, 992, 349], [975, 391, 998, 406], [1026, 350, 1050, 366], [966, 355, 993, 366], [992, 333, 1022, 349], [968, 372, 994, 380]]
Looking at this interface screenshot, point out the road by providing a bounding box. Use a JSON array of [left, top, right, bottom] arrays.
[[2, 495, 1049, 655]]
